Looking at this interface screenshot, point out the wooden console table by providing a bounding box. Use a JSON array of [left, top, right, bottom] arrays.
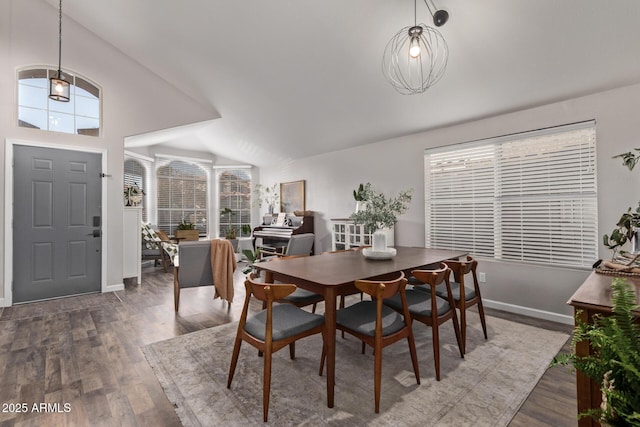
[[567, 272, 640, 427]]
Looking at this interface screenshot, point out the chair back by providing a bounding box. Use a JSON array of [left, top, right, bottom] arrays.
[[176, 241, 213, 288], [245, 273, 296, 303], [285, 233, 314, 256], [447, 256, 477, 282], [411, 262, 450, 288]]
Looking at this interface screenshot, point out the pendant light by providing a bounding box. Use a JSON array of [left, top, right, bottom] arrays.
[[382, 0, 449, 95], [49, 0, 70, 102]]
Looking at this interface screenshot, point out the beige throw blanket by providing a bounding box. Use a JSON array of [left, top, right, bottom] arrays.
[[210, 239, 237, 304]]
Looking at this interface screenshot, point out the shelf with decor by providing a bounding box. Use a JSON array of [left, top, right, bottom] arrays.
[[330, 219, 394, 251]]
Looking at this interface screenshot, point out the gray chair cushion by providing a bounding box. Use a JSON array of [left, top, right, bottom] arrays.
[[385, 290, 451, 317], [285, 233, 314, 256], [244, 304, 325, 341], [282, 288, 323, 304], [433, 282, 476, 301], [336, 301, 405, 337]]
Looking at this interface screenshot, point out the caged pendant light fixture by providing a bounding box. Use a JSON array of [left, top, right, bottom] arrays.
[[49, 0, 70, 102], [382, 0, 449, 95]]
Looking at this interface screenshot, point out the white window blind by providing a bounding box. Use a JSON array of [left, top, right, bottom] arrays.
[[424, 121, 597, 268], [156, 159, 209, 235], [124, 157, 151, 222], [218, 169, 252, 238]]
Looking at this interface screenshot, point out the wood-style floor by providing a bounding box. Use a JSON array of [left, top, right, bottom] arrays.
[[0, 263, 577, 426]]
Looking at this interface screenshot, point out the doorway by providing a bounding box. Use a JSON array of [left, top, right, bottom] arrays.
[[12, 144, 102, 303]]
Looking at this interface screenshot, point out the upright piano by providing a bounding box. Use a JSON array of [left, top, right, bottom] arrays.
[[253, 213, 315, 254]]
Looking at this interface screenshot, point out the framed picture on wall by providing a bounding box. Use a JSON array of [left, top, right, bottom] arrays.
[[280, 180, 305, 213]]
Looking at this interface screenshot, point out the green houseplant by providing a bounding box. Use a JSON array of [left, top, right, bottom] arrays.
[[175, 219, 199, 240], [349, 183, 413, 252], [552, 277, 640, 425]]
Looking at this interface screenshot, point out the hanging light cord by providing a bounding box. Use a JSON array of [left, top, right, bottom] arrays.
[[57, 0, 63, 77]]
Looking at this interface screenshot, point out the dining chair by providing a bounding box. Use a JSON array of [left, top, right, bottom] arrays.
[[259, 233, 315, 259], [227, 273, 326, 422], [320, 272, 420, 413], [428, 255, 488, 353], [260, 254, 324, 313], [385, 263, 464, 380]]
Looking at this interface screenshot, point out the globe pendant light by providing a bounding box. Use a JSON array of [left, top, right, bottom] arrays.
[[382, 0, 449, 95], [49, 0, 70, 102]]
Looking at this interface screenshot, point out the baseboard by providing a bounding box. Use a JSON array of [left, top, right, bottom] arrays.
[[483, 298, 574, 325], [0, 297, 6, 307], [105, 283, 125, 292]]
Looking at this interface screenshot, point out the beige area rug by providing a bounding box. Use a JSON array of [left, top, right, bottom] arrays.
[[142, 314, 569, 426]]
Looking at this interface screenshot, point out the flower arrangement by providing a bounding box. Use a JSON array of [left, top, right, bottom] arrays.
[[253, 183, 279, 213], [124, 183, 145, 206], [349, 183, 413, 232]]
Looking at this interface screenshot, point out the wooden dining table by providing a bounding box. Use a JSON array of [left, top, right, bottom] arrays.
[[255, 246, 467, 408]]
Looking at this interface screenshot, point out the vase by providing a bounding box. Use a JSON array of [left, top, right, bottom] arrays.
[[372, 229, 387, 252]]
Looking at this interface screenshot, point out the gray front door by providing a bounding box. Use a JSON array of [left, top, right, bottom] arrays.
[[13, 145, 102, 303]]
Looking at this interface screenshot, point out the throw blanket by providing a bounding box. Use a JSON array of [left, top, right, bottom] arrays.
[[210, 239, 237, 303]]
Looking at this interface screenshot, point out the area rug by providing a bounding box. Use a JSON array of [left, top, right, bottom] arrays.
[[142, 315, 569, 426]]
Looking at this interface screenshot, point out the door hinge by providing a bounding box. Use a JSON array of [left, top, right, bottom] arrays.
[[100, 173, 112, 178]]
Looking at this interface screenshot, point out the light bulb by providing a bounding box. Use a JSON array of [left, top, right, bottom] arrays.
[[409, 38, 421, 58], [55, 83, 64, 94]]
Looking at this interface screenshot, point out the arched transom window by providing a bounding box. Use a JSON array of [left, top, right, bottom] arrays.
[[17, 68, 101, 136]]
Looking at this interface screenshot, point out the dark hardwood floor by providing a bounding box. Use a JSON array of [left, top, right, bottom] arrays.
[[0, 262, 578, 426]]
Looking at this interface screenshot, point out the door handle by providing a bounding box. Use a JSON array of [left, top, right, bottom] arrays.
[[87, 230, 101, 237]]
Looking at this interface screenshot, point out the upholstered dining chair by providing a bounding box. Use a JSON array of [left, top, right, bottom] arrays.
[[429, 256, 488, 353], [262, 255, 324, 313], [259, 233, 315, 259], [227, 273, 326, 422], [320, 272, 420, 413], [385, 263, 464, 380]]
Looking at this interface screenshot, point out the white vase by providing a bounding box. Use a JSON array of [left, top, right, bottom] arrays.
[[372, 229, 387, 252]]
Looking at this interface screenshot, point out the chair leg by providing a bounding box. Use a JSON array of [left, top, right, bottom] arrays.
[[407, 332, 421, 385], [431, 323, 441, 381], [451, 308, 464, 358], [477, 299, 488, 340], [312, 303, 317, 314], [289, 342, 296, 359], [319, 344, 326, 376], [459, 306, 467, 354], [373, 342, 382, 413], [227, 335, 243, 388], [173, 275, 180, 312], [263, 349, 273, 422]]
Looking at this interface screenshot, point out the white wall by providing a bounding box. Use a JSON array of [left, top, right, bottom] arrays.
[[261, 82, 640, 322], [0, 0, 215, 303]]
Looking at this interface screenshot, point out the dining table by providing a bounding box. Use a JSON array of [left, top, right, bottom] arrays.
[[255, 246, 468, 408]]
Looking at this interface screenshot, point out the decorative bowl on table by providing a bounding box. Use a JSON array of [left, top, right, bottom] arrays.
[[362, 247, 397, 260]]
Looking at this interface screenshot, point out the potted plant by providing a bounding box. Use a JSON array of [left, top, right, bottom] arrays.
[[349, 183, 413, 252], [253, 183, 279, 215], [353, 183, 367, 213], [175, 219, 199, 241], [241, 224, 252, 237], [221, 208, 238, 251], [124, 183, 145, 206], [552, 277, 640, 425], [602, 149, 640, 271]]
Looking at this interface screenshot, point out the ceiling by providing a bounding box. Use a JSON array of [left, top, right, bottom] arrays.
[[47, 0, 640, 166]]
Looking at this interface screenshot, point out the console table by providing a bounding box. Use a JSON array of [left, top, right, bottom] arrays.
[[567, 272, 640, 427]]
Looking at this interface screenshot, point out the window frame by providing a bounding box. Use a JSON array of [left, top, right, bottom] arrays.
[[17, 67, 102, 136], [424, 120, 598, 269]]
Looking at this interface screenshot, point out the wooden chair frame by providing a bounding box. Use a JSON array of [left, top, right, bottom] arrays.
[[227, 274, 326, 422], [409, 264, 464, 380], [321, 272, 420, 413], [445, 256, 488, 353]]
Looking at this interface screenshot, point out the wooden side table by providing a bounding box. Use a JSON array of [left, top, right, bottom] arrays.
[[567, 272, 640, 427]]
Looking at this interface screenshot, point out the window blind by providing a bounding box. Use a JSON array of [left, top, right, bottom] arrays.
[[424, 121, 597, 268], [218, 169, 252, 238], [156, 158, 209, 235], [124, 157, 151, 222]]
